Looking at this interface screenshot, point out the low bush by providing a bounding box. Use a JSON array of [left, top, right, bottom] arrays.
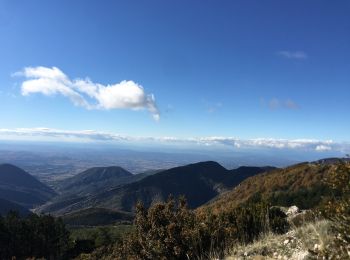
[[104, 194, 289, 259]]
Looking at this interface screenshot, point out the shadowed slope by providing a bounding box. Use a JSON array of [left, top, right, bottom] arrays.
[[0, 164, 56, 208]]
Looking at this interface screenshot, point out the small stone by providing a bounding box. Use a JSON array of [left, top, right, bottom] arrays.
[[286, 205, 299, 216], [314, 244, 319, 250], [283, 239, 289, 245]]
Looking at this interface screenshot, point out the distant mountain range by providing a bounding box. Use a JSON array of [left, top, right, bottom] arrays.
[[0, 164, 56, 209], [38, 161, 273, 215]]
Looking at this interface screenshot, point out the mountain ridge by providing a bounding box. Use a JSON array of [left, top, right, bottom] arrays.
[[38, 161, 272, 215], [56, 166, 134, 195]]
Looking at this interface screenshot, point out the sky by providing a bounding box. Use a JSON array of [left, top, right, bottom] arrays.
[[0, 1, 349, 154]]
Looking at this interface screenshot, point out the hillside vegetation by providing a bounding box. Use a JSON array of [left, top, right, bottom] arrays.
[[62, 207, 133, 227], [201, 161, 339, 214]]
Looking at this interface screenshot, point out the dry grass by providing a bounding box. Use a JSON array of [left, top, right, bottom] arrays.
[[222, 220, 333, 260]]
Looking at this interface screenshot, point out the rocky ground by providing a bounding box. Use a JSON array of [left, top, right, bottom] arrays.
[[224, 206, 333, 260]]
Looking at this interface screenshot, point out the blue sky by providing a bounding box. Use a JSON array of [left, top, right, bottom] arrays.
[[0, 1, 349, 152]]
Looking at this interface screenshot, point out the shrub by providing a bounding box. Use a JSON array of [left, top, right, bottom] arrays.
[[317, 162, 350, 259], [268, 207, 289, 234], [109, 194, 289, 259]]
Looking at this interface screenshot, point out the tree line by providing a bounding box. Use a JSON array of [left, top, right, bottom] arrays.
[[0, 211, 70, 259]]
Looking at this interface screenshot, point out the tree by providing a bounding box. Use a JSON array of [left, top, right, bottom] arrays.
[[0, 212, 71, 259]]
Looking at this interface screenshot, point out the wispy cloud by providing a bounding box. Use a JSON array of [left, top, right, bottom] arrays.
[[202, 99, 223, 114], [14, 66, 160, 120], [277, 50, 307, 60], [268, 98, 280, 110], [261, 98, 299, 110], [285, 99, 299, 109], [0, 127, 348, 153]]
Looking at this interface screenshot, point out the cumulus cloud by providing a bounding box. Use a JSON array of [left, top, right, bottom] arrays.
[[15, 66, 160, 120], [0, 128, 348, 153], [277, 50, 307, 59]]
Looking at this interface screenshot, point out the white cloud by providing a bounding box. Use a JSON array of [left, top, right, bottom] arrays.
[[0, 128, 129, 142], [0, 128, 348, 153], [277, 51, 307, 59], [15, 66, 160, 120], [315, 145, 332, 152], [197, 137, 337, 151]]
